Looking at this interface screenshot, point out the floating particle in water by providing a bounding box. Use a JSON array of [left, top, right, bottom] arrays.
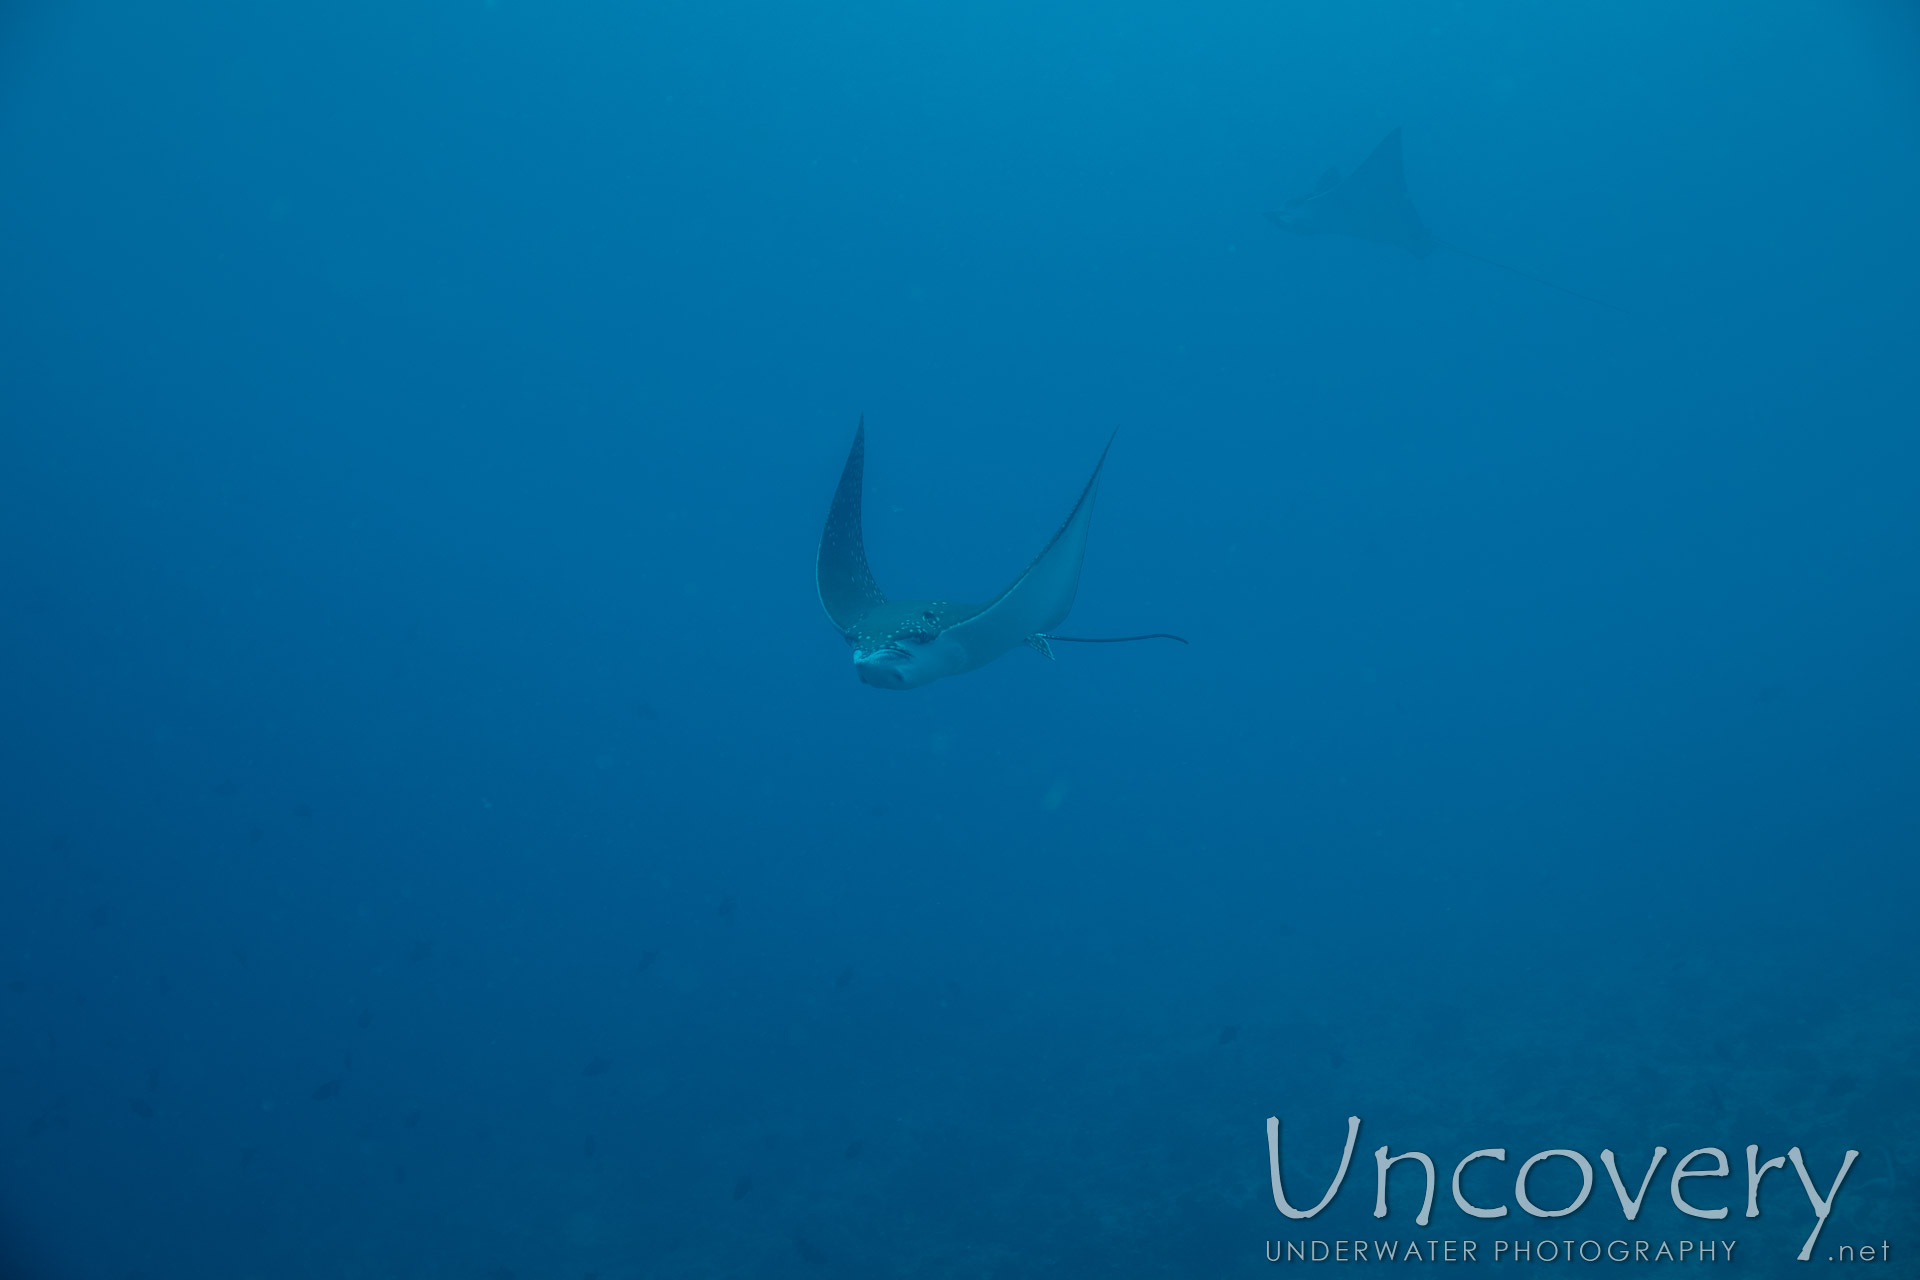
[[1218, 1025, 1239, 1045], [843, 1140, 863, 1159], [130, 1099, 153, 1119], [834, 965, 854, 989], [636, 950, 658, 973], [718, 895, 737, 922], [732, 1173, 753, 1200], [311, 1078, 342, 1101], [582, 1056, 612, 1078]]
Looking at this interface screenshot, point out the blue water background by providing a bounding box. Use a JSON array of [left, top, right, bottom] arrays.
[[2, 1, 1916, 1275]]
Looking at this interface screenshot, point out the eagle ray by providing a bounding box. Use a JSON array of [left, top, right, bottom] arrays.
[[816, 420, 1186, 691], [1267, 127, 1629, 315]]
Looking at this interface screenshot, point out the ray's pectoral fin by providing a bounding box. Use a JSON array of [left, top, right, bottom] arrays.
[[943, 435, 1112, 667], [816, 417, 889, 638], [1337, 126, 1434, 256]]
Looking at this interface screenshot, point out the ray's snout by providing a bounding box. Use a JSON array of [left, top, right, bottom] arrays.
[[1266, 199, 1313, 234], [852, 648, 912, 690]]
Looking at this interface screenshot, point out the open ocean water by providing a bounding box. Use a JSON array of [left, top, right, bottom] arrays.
[[1, 2, 1916, 1276]]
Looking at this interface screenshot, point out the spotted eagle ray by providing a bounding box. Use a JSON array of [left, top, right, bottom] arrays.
[[816, 421, 1186, 690], [1266, 127, 1626, 314]]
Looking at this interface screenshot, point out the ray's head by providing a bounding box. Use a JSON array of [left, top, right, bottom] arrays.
[[843, 602, 958, 691], [851, 641, 932, 690], [1266, 194, 1322, 236]]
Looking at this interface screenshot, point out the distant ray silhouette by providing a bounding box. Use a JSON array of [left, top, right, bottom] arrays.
[[1267, 128, 1628, 314]]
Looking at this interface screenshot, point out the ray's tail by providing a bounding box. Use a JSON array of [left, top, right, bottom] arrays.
[[1431, 237, 1632, 316], [1045, 633, 1190, 645]]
